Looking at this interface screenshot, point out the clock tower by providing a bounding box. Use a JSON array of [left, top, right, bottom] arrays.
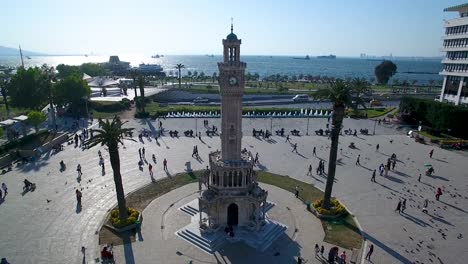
[[217, 23, 246, 161], [175, 26, 286, 252]]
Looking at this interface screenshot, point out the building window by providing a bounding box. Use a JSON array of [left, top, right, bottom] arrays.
[[238, 171, 243, 186], [228, 171, 233, 187]]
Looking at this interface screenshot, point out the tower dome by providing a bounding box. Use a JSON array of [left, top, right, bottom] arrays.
[[226, 22, 238, 41]]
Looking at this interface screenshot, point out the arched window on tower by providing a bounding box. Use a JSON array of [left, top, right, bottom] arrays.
[[238, 171, 243, 186], [223, 172, 227, 187], [228, 171, 233, 187], [233, 171, 237, 187]]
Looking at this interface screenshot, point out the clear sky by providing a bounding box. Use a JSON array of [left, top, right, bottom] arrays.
[[0, 0, 465, 56]]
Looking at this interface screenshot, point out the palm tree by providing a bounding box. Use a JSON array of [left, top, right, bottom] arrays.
[[86, 117, 134, 222], [41, 64, 57, 128], [314, 80, 352, 210], [129, 69, 139, 98], [175, 64, 185, 89], [349, 78, 370, 114], [137, 75, 146, 113]]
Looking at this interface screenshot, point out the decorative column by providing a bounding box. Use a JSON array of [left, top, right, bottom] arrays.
[[440, 76, 447, 102]]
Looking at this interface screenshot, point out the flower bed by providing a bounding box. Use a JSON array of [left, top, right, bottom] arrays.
[[312, 198, 348, 219], [108, 207, 141, 230]]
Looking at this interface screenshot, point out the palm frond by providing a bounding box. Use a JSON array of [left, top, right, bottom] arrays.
[[85, 117, 135, 150]]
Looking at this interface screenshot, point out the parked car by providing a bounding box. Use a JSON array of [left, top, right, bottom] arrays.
[[370, 99, 382, 107]]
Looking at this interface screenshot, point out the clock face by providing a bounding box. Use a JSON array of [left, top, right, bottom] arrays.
[[229, 77, 238, 86]]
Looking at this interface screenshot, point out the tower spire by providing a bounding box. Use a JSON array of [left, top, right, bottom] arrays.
[[231, 17, 233, 33]]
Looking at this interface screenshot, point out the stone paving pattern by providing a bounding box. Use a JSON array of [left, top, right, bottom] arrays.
[[0, 117, 466, 264]]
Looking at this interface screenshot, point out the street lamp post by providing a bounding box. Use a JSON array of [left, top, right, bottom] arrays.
[[270, 117, 273, 133]]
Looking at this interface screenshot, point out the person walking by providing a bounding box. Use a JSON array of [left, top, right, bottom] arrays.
[[138, 148, 142, 159], [294, 186, 299, 198], [77, 164, 82, 176], [355, 154, 361, 166], [371, 169, 376, 182], [315, 244, 320, 257], [340, 251, 346, 264], [379, 164, 384, 176], [198, 132, 202, 141], [365, 244, 374, 261], [163, 158, 168, 171], [418, 173, 422, 182], [192, 146, 197, 158], [286, 135, 290, 143], [376, 144, 380, 152], [402, 198, 407, 213], [436, 187, 442, 201], [292, 143, 298, 153], [1, 183, 7, 196], [313, 146, 316, 156], [254, 153, 259, 164], [395, 200, 402, 214], [429, 149, 434, 158], [392, 159, 396, 170], [307, 164, 312, 176], [320, 245, 325, 258], [148, 164, 153, 176], [142, 147, 145, 157], [76, 189, 82, 206]]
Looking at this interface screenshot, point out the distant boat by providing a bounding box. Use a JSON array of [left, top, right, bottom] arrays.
[[205, 54, 214, 58], [151, 54, 161, 58], [293, 55, 310, 60], [317, 54, 336, 59], [139, 63, 163, 72]]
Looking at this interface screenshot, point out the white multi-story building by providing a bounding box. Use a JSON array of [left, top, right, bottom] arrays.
[[440, 3, 468, 105]]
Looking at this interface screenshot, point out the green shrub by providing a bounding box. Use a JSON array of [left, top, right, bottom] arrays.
[[135, 111, 150, 118], [399, 97, 468, 139], [0, 130, 50, 155], [90, 100, 130, 113]]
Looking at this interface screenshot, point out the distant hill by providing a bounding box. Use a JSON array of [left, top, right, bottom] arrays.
[[0, 46, 46, 56]]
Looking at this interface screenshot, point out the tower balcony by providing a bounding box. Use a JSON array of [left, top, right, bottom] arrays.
[[218, 61, 247, 69]]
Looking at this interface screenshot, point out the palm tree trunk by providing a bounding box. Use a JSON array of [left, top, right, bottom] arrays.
[[109, 145, 127, 221], [178, 69, 182, 89], [323, 105, 345, 210]]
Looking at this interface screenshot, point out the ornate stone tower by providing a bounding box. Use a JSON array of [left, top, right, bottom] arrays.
[[218, 23, 246, 161], [176, 27, 286, 253], [197, 25, 268, 231]]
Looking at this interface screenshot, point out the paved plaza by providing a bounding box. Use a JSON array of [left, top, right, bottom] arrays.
[[0, 117, 467, 264]]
